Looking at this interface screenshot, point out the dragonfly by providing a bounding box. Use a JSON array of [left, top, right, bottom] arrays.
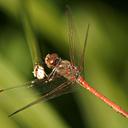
[[1, 6, 128, 118]]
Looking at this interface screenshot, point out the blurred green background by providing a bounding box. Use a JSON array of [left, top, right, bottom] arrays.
[[0, 0, 128, 128]]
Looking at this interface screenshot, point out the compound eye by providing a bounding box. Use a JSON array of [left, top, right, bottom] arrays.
[[45, 53, 59, 69], [50, 60, 54, 64]]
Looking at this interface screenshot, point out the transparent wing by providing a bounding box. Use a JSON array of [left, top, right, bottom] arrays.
[[8, 80, 73, 117], [65, 5, 76, 64], [65, 6, 89, 74], [79, 24, 90, 74], [0, 77, 48, 93], [0, 73, 62, 94]]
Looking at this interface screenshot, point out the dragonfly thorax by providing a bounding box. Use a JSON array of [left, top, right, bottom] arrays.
[[45, 53, 80, 81], [56, 60, 80, 81]]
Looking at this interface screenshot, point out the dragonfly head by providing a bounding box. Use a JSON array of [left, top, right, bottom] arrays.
[[45, 53, 60, 69]]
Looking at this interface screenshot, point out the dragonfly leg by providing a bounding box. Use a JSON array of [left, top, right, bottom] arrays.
[[48, 68, 57, 81]]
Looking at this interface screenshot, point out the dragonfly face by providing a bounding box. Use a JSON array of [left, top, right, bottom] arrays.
[[45, 53, 60, 69]]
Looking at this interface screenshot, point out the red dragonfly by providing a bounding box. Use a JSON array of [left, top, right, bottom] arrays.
[[0, 6, 128, 118]]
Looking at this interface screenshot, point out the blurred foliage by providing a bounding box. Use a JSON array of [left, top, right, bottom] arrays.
[[0, 0, 128, 128]]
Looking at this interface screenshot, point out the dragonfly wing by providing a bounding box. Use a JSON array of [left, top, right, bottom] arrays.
[[0, 77, 48, 93], [65, 5, 76, 64], [0, 72, 61, 93], [79, 24, 90, 75], [65, 6, 89, 75], [8, 80, 72, 117]]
